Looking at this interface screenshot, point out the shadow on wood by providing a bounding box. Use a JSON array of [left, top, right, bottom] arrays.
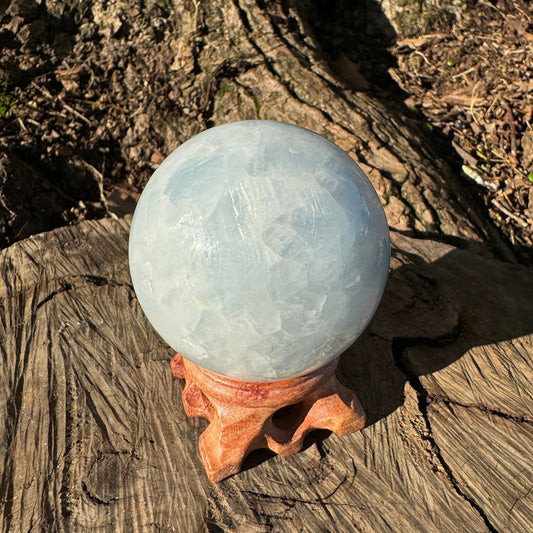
[[339, 232, 533, 426]]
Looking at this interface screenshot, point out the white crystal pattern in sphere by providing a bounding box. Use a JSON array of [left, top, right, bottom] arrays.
[[129, 121, 390, 381]]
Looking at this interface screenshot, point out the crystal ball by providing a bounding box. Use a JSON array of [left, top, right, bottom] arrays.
[[129, 121, 390, 381]]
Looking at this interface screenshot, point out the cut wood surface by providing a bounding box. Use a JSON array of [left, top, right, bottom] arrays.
[[1, 217, 532, 532]]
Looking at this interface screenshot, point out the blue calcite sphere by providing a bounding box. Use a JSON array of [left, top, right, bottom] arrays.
[[129, 121, 390, 381]]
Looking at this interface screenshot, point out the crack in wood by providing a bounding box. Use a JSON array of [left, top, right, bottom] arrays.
[[35, 282, 73, 310], [508, 485, 533, 523], [392, 338, 500, 533], [201, 57, 260, 125], [429, 396, 533, 427], [0, 274, 135, 338], [81, 480, 118, 507], [241, 459, 357, 511], [232, 0, 336, 121], [241, 488, 360, 510]]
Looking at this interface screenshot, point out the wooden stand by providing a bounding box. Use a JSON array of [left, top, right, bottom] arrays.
[[171, 354, 365, 482]]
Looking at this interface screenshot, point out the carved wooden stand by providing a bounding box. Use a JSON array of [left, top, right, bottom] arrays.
[[171, 354, 366, 482]]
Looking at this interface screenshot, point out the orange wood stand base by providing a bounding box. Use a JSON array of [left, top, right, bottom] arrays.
[[171, 353, 366, 482]]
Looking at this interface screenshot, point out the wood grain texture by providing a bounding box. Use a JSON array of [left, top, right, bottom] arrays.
[[1, 217, 531, 532]]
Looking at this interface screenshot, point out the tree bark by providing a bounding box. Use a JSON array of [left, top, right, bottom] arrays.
[[0, 0, 515, 260]]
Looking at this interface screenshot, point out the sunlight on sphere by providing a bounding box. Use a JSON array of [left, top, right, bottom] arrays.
[[129, 121, 390, 381]]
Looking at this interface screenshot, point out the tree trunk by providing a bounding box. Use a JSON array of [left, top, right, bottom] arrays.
[[1, 1, 532, 532], [0, 0, 514, 260]]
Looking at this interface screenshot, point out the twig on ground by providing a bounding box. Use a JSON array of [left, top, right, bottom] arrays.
[[491, 198, 529, 227], [60, 100, 93, 126], [462, 165, 498, 191], [505, 101, 517, 155]]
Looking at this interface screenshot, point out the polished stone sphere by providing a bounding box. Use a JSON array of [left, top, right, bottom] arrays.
[[129, 121, 390, 381]]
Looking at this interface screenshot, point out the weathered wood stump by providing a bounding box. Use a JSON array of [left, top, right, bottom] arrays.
[[1, 217, 532, 532]]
